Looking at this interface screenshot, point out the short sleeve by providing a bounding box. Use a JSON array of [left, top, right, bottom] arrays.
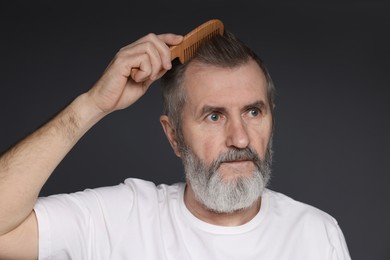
[[34, 182, 135, 260], [329, 219, 352, 260]]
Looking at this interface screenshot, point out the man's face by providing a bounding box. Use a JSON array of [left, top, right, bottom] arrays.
[[178, 59, 274, 213]]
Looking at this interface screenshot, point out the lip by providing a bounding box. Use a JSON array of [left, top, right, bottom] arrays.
[[219, 160, 255, 175], [222, 160, 252, 164]]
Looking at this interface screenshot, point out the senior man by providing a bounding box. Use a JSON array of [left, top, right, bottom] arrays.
[[0, 26, 351, 259]]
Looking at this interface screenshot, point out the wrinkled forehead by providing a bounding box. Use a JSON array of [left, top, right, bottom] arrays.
[[182, 60, 269, 108]]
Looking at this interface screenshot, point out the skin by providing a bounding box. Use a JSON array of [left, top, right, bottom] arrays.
[[160, 60, 273, 226], [0, 33, 183, 260]]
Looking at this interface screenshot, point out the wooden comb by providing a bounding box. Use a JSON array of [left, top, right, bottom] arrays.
[[171, 19, 224, 63], [130, 19, 224, 80]]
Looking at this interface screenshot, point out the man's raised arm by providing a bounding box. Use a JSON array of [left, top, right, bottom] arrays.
[[0, 33, 183, 259]]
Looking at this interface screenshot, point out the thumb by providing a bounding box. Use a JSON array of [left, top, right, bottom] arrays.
[[159, 34, 184, 46]]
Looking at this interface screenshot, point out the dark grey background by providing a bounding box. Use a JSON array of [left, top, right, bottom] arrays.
[[1, 1, 389, 259]]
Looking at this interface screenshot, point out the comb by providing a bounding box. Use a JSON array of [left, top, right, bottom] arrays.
[[171, 19, 224, 63], [130, 19, 224, 80]]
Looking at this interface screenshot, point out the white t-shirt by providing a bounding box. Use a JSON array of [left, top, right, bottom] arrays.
[[34, 178, 351, 260]]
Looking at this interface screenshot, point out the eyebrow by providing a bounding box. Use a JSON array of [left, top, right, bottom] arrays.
[[198, 100, 267, 118], [199, 105, 227, 118], [242, 101, 266, 112]]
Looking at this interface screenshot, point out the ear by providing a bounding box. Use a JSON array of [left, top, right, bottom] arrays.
[[160, 115, 181, 157]]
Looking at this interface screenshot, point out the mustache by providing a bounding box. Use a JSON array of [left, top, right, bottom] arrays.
[[210, 147, 262, 172]]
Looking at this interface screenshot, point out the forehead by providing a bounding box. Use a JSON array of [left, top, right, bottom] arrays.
[[182, 60, 269, 110]]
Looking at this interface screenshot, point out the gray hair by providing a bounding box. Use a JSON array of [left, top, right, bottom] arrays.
[[160, 30, 276, 137]]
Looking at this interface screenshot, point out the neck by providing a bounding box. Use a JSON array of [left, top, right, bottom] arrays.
[[183, 183, 261, 226]]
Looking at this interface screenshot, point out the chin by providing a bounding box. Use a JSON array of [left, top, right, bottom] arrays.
[[218, 163, 257, 181]]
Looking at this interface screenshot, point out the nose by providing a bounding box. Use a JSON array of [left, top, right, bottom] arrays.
[[225, 118, 250, 149]]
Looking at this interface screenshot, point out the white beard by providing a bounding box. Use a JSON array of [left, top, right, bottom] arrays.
[[180, 144, 272, 214]]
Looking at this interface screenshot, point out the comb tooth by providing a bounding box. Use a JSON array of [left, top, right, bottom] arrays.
[[171, 19, 225, 63], [182, 20, 225, 62], [185, 45, 193, 61], [184, 48, 189, 61], [187, 46, 191, 61], [193, 42, 197, 54]]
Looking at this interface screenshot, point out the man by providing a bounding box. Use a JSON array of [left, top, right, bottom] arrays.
[[0, 26, 351, 259]]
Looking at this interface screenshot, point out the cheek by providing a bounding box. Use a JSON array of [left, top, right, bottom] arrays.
[[183, 126, 223, 164], [248, 122, 273, 157], [201, 138, 224, 165], [203, 138, 216, 157]]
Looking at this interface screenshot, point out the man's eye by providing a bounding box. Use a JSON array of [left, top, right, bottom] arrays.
[[208, 113, 220, 122], [249, 108, 260, 117]]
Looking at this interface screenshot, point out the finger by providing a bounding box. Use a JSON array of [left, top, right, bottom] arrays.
[[133, 33, 179, 74], [121, 36, 165, 80], [118, 33, 183, 81], [127, 53, 153, 82], [158, 33, 183, 46], [157, 33, 183, 69], [123, 33, 183, 71], [127, 33, 182, 50], [113, 45, 159, 82], [154, 68, 168, 81]]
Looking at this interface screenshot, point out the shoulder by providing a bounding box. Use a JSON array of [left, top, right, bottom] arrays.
[[88, 178, 184, 197], [121, 178, 185, 199], [36, 178, 185, 217], [263, 189, 351, 259], [264, 188, 340, 231]]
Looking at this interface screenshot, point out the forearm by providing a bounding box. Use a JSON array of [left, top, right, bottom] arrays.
[[0, 92, 104, 235]]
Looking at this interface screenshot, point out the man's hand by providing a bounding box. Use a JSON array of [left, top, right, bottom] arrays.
[[87, 33, 183, 114]]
